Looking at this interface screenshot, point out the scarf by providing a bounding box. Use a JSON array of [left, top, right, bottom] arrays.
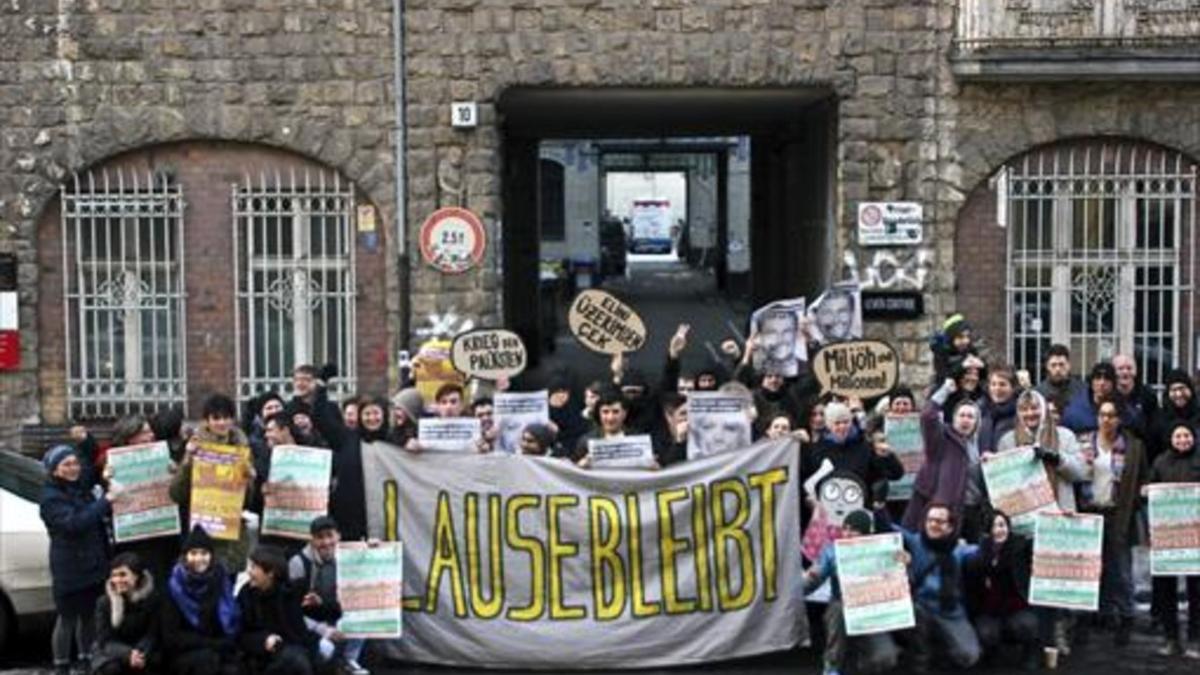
[[921, 531, 961, 614], [168, 562, 240, 637]]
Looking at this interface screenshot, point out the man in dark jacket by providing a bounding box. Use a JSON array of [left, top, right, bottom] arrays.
[[239, 545, 317, 675], [287, 516, 369, 675], [1113, 353, 1158, 439], [1035, 344, 1087, 413]]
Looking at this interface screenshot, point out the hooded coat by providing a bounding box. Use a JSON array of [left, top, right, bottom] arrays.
[[93, 571, 160, 661], [996, 390, 1088, 512], [902, 396, 977, 531]]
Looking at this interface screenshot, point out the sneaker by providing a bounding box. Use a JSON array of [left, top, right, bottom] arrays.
[[1054, 620, 1072, 656], [1184, 643, 1200, 660], [343, 659, 371, 675], [1159, 639, 1182, 657]]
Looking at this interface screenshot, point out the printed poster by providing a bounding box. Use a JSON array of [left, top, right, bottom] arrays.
[[190, 442, 251, 541], [835, 533, 915, 636], [107, 441, 179, 543], [493, 391, 549, 455], [981, 446, 1056, 534], [807, 282, 863, 344], [750, 297, 807, 378], [338, 542, 403, 638], [1029, 511, 1104, 611], [262, 445, 333, 540], [418, 417, 481, 452], [884, 414, 922, 501], [588, 434, 656, 469], [1147, 483, 1200, 576], [687, 392, 753, 460]]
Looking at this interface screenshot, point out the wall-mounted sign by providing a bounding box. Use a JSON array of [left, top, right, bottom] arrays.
[[419, 207, 486, 274], [861, 291, 925, 320], [450, 101, 478, 128], [812, 339, 899, 400], [567, 289, 647, 355], [857, 202, 923, 246], [450, 328, 527, 381], [0, 330, 18, 370]]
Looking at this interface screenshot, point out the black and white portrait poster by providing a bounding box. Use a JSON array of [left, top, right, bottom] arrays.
[[686, 392, 754, 460], [493, 390, 550, 455], [807, 281, 863, 344], [750, 297, 807, 378]]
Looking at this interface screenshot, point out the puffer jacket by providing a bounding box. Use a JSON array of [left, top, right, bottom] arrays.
[[39, 478, 111, 600]]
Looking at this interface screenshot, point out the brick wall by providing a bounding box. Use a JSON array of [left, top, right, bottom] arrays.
[[953, 181, 1007, 361]]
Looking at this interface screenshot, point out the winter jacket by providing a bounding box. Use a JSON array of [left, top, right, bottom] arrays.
[[1149, 400, 1200, 463], [169, 422, 254, 572], [288, 546, 343, 629], [977, 396, 1018, 455], [964, 535, 1031, 618], [1148, 444, 1200, 485], [93, 571, 160, 657], [1061, 388, 1138, 435], [1035, 376, 1087, 413], [39, 478, 111, 601], [803, 426, 903, 489], [160, 567, 239, 659], [887, 518, 979, 620], [330, 436, 367, 541], [237, 581, 317, 660], [1119, 382, 1159, 438], [1080, 430, 1148, 548], [907, 399, 975, 520]]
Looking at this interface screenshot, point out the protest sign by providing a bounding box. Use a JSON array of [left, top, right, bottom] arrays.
[[361, 438, 805, 669], [811, 340, 898, 400], [750, 298, 807, 378], [1147, 483, 1200, 576], [807, 282, 862, 344], [451, 328, 527, 381], [981, 446, 1056, 534], [262, 445, 333, 540], [884, 414, 922, 501], [836, 533, 915, 636], [107, 441, 179, 543], [588, 434, 656, 469], [190, 442, 250, 541], [338, 542, 404, 638], [567, 289, 647, 355], [687, 391, 753, 460], [1029, 512, 1104, 611], [493, 390, 549, 455], [418, 417, 481, 452]]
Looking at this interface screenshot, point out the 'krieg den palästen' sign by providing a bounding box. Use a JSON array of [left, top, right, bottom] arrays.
[[451, 328, 527, 380], [567, 289, 647, 355]]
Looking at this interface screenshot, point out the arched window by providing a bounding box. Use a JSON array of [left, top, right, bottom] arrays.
[[539, 158, 565, 241], [1004, 140, 1196, 388]]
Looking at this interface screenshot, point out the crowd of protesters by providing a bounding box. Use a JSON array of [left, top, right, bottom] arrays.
[[36, 313, 1200, 674]]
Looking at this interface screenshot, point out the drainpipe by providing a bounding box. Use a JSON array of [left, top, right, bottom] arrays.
[[392, 0, 410, 364]]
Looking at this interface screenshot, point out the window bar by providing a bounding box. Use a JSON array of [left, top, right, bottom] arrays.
[[85, 171, 99, 417]]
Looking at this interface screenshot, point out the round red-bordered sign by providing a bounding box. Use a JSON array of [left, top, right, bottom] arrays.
[[419, 207, 487, 274]]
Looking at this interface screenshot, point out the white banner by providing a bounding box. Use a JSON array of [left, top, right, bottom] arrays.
[[361, 438, 806, 669]]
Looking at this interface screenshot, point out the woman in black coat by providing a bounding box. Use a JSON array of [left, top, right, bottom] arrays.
[[91, 552, 160, 675], [161, 526, 243, 675], [38, 444, 113, 675]]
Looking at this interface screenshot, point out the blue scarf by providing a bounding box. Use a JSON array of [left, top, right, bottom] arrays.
[[168, 562, 240, 637]]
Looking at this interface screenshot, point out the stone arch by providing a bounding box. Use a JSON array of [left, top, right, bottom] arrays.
[[954, 134, 1199, 376], [34, 139, 395, 423]]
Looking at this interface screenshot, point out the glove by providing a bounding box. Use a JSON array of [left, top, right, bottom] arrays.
[[1032, 445, 1061, 467]]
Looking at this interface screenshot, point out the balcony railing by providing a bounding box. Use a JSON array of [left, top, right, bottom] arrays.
[[954, 0, 1200, 79]]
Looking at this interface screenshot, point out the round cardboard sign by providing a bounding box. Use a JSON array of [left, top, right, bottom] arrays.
[[567, 289, 648, 355], [419, 207, 486, 274], [811, 339, 899, 400], [451, 328, 527, 380]]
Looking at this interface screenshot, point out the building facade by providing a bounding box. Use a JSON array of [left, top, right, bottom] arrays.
[[1, 0, 1198, 448]]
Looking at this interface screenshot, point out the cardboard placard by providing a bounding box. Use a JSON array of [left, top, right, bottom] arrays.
[[262, 445, 333, 540], [811, 340, 899, 399], [1029, 512, 1104, 612], [451, 328, 527, 380], [885, 414, 923, 501], [981, 445, 1057, 535], [190, 442, 250, 541], [1147, 483, 1200, 576], [588, 434, 656, 469], [567, 289, 647, 355], [836, 533, 916, 636], [337, 542, 403, 638], [418, 417, 481, 452], [107, 441, 179, 543]]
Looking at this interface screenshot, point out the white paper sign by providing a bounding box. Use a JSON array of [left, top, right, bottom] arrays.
[[588, 435, 656, 469], [750, 297, 807, 378], [687, 392, 753, 460], [494, 391, 550, 455], [857, 202, 923, 246], [418, 417, 481, 452]]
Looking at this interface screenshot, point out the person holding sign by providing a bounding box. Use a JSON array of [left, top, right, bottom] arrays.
[[571, 387, 629, 465], [39, 444, 116, 675], [963, 511, 1039, 669], [1077, 398, 1149, 646], [902, 378, 982, 538], [804, 510, 903, 675], [1142, 421, 1200, 658], [997, 391, 1087, 512], [805, 402, 903, 500], [170, 394, 255, 573], [237, 545, 317, 675]]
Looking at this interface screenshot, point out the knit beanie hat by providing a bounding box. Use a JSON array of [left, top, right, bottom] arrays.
[[943, 314, 972, 340], [392, 387, 425, 422], [42, 444, 77, 474], [182, 524, 215, 554], [843, 509, 874, 536], [1164, 369, 1194, 394]]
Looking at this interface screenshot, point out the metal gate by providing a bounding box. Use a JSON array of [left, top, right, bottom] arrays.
[[232, 170, 357, 404], [1006, 141, 1196, 390], [61, 169, 188, 418]]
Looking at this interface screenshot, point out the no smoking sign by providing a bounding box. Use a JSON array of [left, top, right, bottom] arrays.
[[419, 207, 487, 274]]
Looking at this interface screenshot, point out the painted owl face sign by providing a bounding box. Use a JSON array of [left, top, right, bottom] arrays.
[[818, 472, 866, 527]]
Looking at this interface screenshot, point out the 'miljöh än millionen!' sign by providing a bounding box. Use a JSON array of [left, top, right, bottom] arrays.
[[811, 340, 899, 399]]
